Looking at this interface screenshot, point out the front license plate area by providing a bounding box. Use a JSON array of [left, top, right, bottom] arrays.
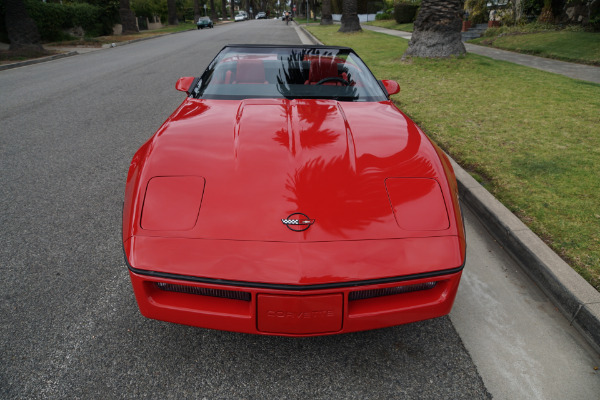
[[257, 294, 343, 334]]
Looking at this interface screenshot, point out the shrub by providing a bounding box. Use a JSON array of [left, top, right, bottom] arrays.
[[590, 15, 600, 31], [10, 0, 119, 42], [376, 8, 394, 20], [464, 0, 488, 24], [394, 2, 419, 24]]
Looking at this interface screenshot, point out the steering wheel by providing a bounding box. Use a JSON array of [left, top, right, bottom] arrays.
[[316, 77, 350, 86]]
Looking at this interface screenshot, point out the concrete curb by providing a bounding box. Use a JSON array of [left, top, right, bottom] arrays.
[[105, 28, 196, 48], [301, 23, 600, 353], [296, 22, 323, 45], [0, 51, 78, 71], [451, 159, 600, 354]]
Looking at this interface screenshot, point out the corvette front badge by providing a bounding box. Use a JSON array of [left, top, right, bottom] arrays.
[[281, 213, 315, 232]]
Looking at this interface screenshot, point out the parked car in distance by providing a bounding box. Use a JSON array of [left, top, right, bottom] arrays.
[[234, 12, 246, 22], [255, 11, 267, 19], [196, 16, 213, 29]]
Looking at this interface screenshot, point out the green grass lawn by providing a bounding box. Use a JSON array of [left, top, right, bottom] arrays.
[[366, 20, 414, 32], [307, 25, 600, 290], [294, 18, 321, 25], [470, 30, 600, 66]]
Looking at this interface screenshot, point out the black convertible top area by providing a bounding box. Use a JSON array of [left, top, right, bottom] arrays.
[[190, 45, 389, 102], [226, 44, 354, 50]]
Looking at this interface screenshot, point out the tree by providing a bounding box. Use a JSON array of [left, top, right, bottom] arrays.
[[222, 0, 228, 18], [194, 0, 201, 21], [210, 0, 217, 19], [321, 0, 333, 24], [338, 0, 361, 32], [120, 0, 139, 33], [403, 0, 465, 58], [4, 0, 44, 52], [167, 0, 179, 24]]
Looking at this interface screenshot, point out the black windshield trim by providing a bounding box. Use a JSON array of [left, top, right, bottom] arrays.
[[191, 45, 389, 102]]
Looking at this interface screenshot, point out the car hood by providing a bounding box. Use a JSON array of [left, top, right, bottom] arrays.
[[126, 98, 458, 242]]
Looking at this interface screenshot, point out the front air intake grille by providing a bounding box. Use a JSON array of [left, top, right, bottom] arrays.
[[156, 282, 251, 301], [349, 281, 437, 301]]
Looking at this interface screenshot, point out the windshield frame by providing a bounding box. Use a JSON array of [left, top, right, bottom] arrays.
[[190, 45, 389, 103]]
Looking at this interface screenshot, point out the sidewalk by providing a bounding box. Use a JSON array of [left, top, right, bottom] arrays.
[[362, 24, 600, 84]]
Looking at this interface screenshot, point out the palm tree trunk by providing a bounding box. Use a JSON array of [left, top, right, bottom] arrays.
[[338, 0, 361, 32], [321, 0, 332, 25], [221, 0, 228, 19], [194, 0, 201, 22], [4, 0, 44, 52], [211, 0, 218, 20], [168, 0, 179, 25], [119, 0, 139, 33], [403, 0, 465, 58]]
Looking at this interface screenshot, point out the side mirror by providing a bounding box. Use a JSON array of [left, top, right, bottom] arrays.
[[175, 77, 195, 94], [381, 79, 400, 96]]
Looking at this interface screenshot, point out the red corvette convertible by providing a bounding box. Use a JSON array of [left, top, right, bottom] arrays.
[[123, 45, 466, 336]]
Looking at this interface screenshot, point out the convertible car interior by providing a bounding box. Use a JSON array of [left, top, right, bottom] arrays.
[[188, 46, 386, 101]]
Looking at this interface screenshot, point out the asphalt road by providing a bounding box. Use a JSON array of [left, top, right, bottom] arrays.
[[0, 19, 597, 399]]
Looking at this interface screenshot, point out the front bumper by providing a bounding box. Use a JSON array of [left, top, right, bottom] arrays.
[[127, 265, 462, 336]]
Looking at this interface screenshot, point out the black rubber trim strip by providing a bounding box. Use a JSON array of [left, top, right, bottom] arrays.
[[226, 44, 352, 50], [126, 259, 464, 291]]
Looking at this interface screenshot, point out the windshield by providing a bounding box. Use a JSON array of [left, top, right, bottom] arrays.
[[190, 46, 388, 102]]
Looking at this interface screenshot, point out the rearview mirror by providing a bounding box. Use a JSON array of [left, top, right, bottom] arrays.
[[175, 77, 195, 94], [381, 80, 400, 96]]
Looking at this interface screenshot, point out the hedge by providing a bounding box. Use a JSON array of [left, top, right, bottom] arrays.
[[394, 2, 419, 24], [0, 0, 119, 42]]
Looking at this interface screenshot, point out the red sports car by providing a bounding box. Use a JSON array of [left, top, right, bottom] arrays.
[[123, 45, 466, 336]]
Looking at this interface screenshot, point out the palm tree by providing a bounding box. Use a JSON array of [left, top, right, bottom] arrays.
[[222, 0, 228, 19], [338, 0, 361, 32], [194, 0, 201, 22], [168, 0, 179, 25], [211, 0, 218, 20], [4, 0, 44, 52], [321, 0, 332, 25], [119, 0, 139, 33], [403, 0, 465, 58]]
